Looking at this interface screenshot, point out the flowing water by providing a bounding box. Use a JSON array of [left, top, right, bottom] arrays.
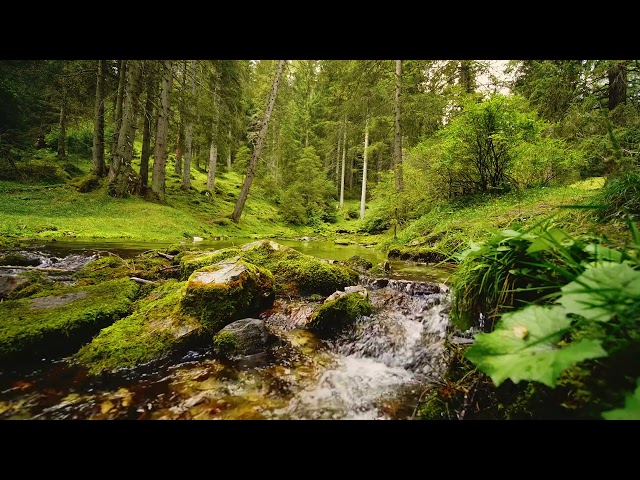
[[0, 240, 454, 420]]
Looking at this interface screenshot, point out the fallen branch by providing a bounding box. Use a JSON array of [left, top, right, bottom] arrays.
[[159, 266, 178, 272], [0, 265, 72, 273], [157, 252, 175, 261], [129, 277, 157, 285]]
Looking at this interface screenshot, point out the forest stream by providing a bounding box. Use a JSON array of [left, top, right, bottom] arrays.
[[0, 239, 455, 420]]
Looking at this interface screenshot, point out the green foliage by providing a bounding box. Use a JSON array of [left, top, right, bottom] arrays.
[[602, 379, 640, 419], [279, 146, 335, 226], [592, 169, 640, 222], [466, 305, 607, 387], [212, 331, 239, 356]]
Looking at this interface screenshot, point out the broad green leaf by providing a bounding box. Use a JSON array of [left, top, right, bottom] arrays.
[[526, 228, 569, 254], [602, 380, 640, 420], [559, 262, 640, 322], [466, 305, 607, 387], [583, 243, 624, 263]]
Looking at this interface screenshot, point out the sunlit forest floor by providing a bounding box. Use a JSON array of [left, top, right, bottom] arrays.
[[0, 151, 611, 255]]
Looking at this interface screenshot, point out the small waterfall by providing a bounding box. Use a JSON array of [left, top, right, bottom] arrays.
[[275, 280, 451, 419]]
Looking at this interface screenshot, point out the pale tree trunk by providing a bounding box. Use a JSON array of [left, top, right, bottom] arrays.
[[393, 59, 404, 192], [232, 60, 285, 223], [91, 60, 106, 176], [340, 121, 346, 208], [140, 71, 155, 188], [175, 61, 186, 175], [182, 59, 197, 191], [207, 142, 217, 191], [107, 60, 144, 197], [335, 128, 341, 187], [360, 117, 369, 220], [151, 61, 173, 201], [57, 62, 67, 159], [227, 129, 232, 169], [112, 60, 127, 156], [207, 81, 220, 191], [459, 60, 473, 93]]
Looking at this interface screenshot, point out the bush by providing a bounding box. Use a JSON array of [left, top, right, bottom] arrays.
[[593, 169, 640, 221]]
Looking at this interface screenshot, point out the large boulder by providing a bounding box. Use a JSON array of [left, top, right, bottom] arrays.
[[0, 277, 138, 365], [240, 240, 359, 296], [178, 247, 241, 279], [73, 280, 201, 375], [180, 259, 275, 333], [212, 318, 279, 358], [0, 274, 29, 300], [305, 291, 374, 337]]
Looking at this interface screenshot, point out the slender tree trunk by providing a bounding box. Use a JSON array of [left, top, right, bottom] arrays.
[[227, 129, 232, 169], [182, 59, 197, 191], [207, 81, 219, 191], [91, 60, 106, 176], [393, 59, 404, 192], [151, 61, 173, 201], [608, 61, 627, 112], [112, 60, 127, 156], [340, 121, 346, 208], [232, 60, 285, 223], [207, 142, 218, 191], [360, 117, 369, 220], [460, 60, 473, 93], [140, 71, 155, 188], [335, 128, 341, 187], [348, 153, 354, 189], [57, 77, 67, 159], [107, 60, 144, 196], [175, 129, 183, 174]]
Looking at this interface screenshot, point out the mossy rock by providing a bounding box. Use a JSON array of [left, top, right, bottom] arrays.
[[69, 174, 101, 193], [0, 253, 40, 267], [240, 240, 359, 296], [212, 318, 278, 358], [72, 280, 201, 375], [75, 253, 178, 286], [0, 278, 138, 365], [305, 292, 374, 337], [387, 246, 447, 263], [178, 247, 242, 279], [343, 255, 373, 273], [180, 259, 275, 333]]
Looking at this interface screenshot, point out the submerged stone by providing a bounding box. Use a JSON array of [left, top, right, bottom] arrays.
[[212, 318, 279, 358], [180, 259, 275, 334], [305, 292, 374, 337], [0, 278, 138, 365]]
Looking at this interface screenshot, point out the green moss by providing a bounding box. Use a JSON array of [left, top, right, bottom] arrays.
[[241, 241, 359, 296], [306, 292, 373, 336], [179, 247, 242, 279], [69, 174, 101, 193], [6, 270, 56, 300], [180, 260, 275, 333], [343, 255, 373, 272], [0, 253, 40, 267], [75, 253, 178, 286], [0, 278, 138, 364], [212, 331, 239, 356], [73, 280, 201, 375], [387, 246, 448, 263], [416, 390, 454, 420]]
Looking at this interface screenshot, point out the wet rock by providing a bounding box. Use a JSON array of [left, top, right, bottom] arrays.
[[180, 259, 275, 333], [240, 240, 286, 252], [213, 318, 279, 358], [0, 274, 29, 299], [305, 292, 374, 337], [362, 277, 442, 296], [30, 292, 88, 309], [0, 253, 41, 267]]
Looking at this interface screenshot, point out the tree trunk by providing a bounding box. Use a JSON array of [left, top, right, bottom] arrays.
[[335, 128, 341, 187], [57, 71, 67, 159], [175, 129, 183, 175], [91, 60, 106, 176], [460, 60, 473, 93], [360, 117, 369, 220], [227, 129, 232, 169], [393, 59, 404, 192], [182, 59, 197, 191], [207, 142, 217, 191], [232, 60, 285, 223], [340, 121, 346, 208], [608, 61, 627, 112], [140, 71, 155, 188], [207, 80, 220, 191], [107, 60, 144, 197], [112, 60, 127, 156], [151, 61, 173, 201]]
